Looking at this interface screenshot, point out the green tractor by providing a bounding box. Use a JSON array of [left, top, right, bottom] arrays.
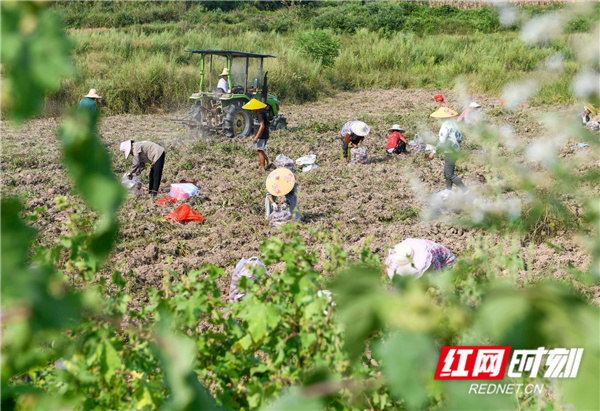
[[185, 49, 287, 137]]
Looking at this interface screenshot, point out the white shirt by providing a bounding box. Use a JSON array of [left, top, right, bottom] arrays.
[[436, 120, 463, 153], [217, 78, 228, 92]]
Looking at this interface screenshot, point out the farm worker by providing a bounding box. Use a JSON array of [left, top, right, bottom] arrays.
[[386, 124, 408, 155], [457, 102, 484, 125], [340, 121, 370, 162], [217, 67, 229, 93], [120, 140, 165, 197], [428, 106, 467, 192], [265, 167, 299, 220], [581, 102, 597, 125], [385, 238, 456, 279], [78, 89, 101, 115], [243, 98, 270, 171]]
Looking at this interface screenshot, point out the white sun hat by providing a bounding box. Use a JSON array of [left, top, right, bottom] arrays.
[[350, 121, 371, 137], [388, 124, 406, 133], [469, 102, 482, 108], [120, 140, 132, 159], [84, 89, 102, 99]]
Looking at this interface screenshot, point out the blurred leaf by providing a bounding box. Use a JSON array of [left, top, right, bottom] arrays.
[[101, 339, 122, 382], [328, 265, 387, 362], [0, 2, 73, 124], [373, 330, 437, 409], [262, 386, 324, 411]]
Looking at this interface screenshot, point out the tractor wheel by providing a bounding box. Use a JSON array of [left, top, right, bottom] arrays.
[[188, 102, 202, 127], [223, 104, 253, 138], [272, 115, 287, 131]]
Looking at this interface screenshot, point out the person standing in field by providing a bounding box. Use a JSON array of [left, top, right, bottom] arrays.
[[217, 68, 229, 92], [457, 102, 484, 125], [243, 98, 270, 170], [386, 124, 408, 155], [428, 106, 467, 192], [340, 121, 370, 162], [120, 140, 166, 197], [78, 89, 102, 115]]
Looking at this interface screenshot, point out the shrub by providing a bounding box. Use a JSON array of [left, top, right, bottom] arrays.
[[296, 30, 340, 68]]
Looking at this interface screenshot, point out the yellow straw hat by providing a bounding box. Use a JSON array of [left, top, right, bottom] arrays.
[[242, 98, 267, 111], [430, 106, 458, 118], [266, 168, 295, 197], [583, 102, 598, 115]]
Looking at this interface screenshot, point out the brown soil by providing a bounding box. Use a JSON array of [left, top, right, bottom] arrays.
[[2, 88, 597, 304]]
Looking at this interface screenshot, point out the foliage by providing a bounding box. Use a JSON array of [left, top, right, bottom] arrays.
[[2, 1, 600, 411], [296, 30, 340, 68]]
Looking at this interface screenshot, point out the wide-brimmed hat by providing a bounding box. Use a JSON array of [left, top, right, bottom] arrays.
[[388, 124, 406, 133], [469, 102, 482, 108], [243, 98, 267, 111], [266, 168, 295, 197], [430, 107, 458, 118], [84, 89, 102, 99], [120, 140, 132, 159], [583, 102, 598, 115], [350, 121, 370, 137], [385, 239, 430, 279], [220, 67, 230, 77]]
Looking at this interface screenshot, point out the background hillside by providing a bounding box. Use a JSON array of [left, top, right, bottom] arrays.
[[45, 0, 600, 115]]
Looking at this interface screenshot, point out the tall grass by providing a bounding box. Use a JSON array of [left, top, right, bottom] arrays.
[[41, 1, 599, 115]]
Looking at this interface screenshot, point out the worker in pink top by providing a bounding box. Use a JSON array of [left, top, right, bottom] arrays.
[[386, 124, 408, 155]]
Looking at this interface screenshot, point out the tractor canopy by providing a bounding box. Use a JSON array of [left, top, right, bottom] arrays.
[[185, 49, 276, 98]]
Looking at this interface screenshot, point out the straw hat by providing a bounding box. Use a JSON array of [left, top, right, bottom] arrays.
[[385, 239, 430, 279], [220, 67, 230, 77], [243, 98, 267, 111], [469, 102, 482, 109], [266, 168, 295, 197], [388, 124, 406, 133], [350, 121, 370, 137], [583, 102, 598, 115], [84, 89, 102, 99], [430, 107, 458, 118], [119, 140, 132, 159]]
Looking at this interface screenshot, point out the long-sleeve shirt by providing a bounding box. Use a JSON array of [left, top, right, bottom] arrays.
[[217, 78, 228, 92], [78, 97, 97, 114], [435, 120, 463, 154], [129, 141, 165, 176]]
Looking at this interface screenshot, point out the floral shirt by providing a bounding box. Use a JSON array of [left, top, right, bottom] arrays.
[[424, 240, 456, 271]]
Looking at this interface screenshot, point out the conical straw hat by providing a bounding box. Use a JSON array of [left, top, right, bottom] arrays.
[[243, 98, 267, 110], [430, 106, 458, 118], [266, 168, 295, 197]]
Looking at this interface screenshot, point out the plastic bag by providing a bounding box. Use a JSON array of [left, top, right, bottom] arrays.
[[169, 183, 199, 200], [164, 204, 204, 224], [121, 173, 142, 192], [296, 155, 317, 166], [275, 154, 295, 172], [269, 208, 293, 229], [302, 164, 319, 172], [229, 257, 269, 303], [156, 195, 177, 205], [350, 147, 370, 164]]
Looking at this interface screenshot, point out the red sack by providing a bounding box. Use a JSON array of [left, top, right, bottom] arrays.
[[156, 195, 177, 205], [434, 94, 445, 103], [164, 204, 205, 224]]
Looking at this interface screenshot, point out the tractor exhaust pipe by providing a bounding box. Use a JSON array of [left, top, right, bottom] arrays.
[[261, 72, 268, 104]]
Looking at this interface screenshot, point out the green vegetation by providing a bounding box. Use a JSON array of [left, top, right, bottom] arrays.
[[33, 0, 600, 115], [2, 2, 599, 410]]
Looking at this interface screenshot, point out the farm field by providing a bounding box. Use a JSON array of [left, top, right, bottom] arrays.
[[2, 1, 600, 410], [2, 88, 598, 303]]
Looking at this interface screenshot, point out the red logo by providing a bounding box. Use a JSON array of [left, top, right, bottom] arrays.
[[434, 346, 511, 380]]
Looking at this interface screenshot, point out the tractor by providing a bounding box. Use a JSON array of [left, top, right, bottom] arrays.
[[185, 49, 287, 137]]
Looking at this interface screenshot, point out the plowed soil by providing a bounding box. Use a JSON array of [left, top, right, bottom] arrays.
[[2, 88, 598, 304]]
